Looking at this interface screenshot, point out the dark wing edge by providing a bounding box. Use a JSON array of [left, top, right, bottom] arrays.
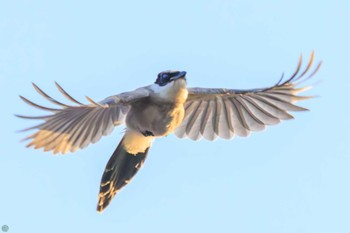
[[16, 83, 131, 154], [187, 51, 322, 99], [176, 52, 322, 141]]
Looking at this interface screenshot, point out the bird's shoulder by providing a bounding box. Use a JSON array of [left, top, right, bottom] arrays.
[[99, 85, 154, 106]]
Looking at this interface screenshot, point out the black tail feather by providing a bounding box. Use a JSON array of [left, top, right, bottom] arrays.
[[97, 137, 149, 213]]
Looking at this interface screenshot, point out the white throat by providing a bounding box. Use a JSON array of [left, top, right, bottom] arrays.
[[150, 79, 188, 104]]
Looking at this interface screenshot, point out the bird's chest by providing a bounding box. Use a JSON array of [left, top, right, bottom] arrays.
[[126, 101, 185, 137]]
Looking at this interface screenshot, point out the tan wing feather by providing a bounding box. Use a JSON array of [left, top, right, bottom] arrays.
[[17, 83, 149, 154], [176, 52, 321, 141]]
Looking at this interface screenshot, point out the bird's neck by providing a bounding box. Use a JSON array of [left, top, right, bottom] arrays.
[[152, 79, 188, 104]]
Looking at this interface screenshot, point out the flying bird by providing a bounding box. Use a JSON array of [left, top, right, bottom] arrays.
[[17, 52, 321, 213]]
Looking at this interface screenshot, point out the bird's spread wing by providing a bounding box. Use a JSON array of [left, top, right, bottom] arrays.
[[175, 52, 322, 141], [16, 83, 151, 154]]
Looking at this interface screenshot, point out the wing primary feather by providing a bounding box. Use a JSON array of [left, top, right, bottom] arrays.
[[86, 96, 106, 108], [19, 96, 60, 112], [76, 108, 102, 149], [67, 108, 97, 150], [199, 100, 211, 135], [306, 61, 322, 79], [102, 108, 114, 136], [293, 51, 314, 82], [212, 97, 220, 135], [174, 102, 192, 138], [181, 101, 199, 134], [226, 98, 249, 137], [213, 97, 221, 135], [229, 97, 250, 130], [236, 96, 265, 125], [234, 97, 265, 131], [256, 54, 303, 94], [257, 93, 308, 111], [28, 109, 88, 151], [175, 101, 197, 138], [264, 91, 315, 103], [91, 109, 108, 143], [18, 122, 47, 132], [15, 114, 52, 120], [218, 97, 234, 139], [32, 83, 71, 107], [55, 82, 84, 105], [19, 113, 68, 135], [101, 108, 113, 136], [65, 109, 102, 152], [111, 107, 120, 125], [223, 99, 234, 132], [21, 132, 39, 142], [37, 110, 83, 132], [240, 95, 280, 125], [231, 55, 303, 94], [184, 101, 194, 112], [246, 94, 294, 119], [185, 100, 202, 135], [294, 61, 322, 86], [31, 109, 90, 152], [241, 96, 279, 120], [202, 101, 217, 140], [280, 53, 303, 85], [56, 109, 92, 154], [111, 106, 126, 126], [274, 73, 284, 86]]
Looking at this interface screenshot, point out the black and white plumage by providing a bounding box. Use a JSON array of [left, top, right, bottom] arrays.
[[17, 52, 321, 212]]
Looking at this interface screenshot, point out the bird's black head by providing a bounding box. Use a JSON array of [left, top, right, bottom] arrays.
[[155, 70, 187, 86]]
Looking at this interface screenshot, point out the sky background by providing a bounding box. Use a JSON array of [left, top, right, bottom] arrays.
[[1, 0, 349, 232]]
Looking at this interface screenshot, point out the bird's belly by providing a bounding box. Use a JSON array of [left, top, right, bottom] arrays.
[[126, 103, 185, 137], [155, 106, 184, 136]]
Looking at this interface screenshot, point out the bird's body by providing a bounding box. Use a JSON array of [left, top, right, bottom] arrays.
[[127, 79, 188, 139], [17, 53, 322, 213], [122, 77, 188, 155]]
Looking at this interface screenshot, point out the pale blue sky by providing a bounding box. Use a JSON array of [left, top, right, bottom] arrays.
[[1, 1, 349, 232]]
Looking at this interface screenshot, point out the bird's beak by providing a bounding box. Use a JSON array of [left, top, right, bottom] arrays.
[[170, 71, 187, 81]]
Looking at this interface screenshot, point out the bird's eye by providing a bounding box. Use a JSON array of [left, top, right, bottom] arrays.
[[155, 72, 170, 86], [161, 73, 169, 80]]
